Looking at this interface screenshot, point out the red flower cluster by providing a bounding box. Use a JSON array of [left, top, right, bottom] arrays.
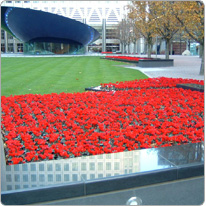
[[105, 56, 152, 62], [101, 77, 204, 91], [1, 78, 204, 165]]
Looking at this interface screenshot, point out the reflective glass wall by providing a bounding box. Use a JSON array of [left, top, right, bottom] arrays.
[[23, 42, 85, 55]]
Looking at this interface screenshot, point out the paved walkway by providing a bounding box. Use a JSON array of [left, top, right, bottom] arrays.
[[126, 55, 204, 80]]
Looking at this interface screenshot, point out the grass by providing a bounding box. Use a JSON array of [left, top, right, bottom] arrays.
[[1, 56, 148, 97]]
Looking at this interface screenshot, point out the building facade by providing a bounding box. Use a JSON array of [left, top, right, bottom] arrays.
[[1, 1, 129, 54]]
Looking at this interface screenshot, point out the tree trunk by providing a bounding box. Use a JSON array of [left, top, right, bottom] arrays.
[[128, 44, 130, 54], [147, 37, 152, 58], [133, 41, 136, 54], [147, 43, 152, 58], [165, 38, 170, 59], [199, 43, 204, 75]]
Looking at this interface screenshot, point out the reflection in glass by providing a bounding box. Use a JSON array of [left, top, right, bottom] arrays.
[[48, 174, 53, 182], [64, 174, 69, 181], [14, 165, 19, 171], [31, 174, 36, 182], [90, 162, 95, 170], [72, 162, 78, 171], [30, 164, 36, 171], [23, 42, 85, 55], [39, 164, 44, 171], [81, 162, 86, 171], [55, 164, 61, 171], [14, 174, 20, 182], [15, 185, 20, 190], [64, 164, 69, 171], [22, 164, 28, 171], [47, 164, 53, 171], [72, 174, 78, 181], [98, 162, 103, 170], [39, 174, 45, 182], [23, 174, 28, 182], [1, 143, 203, 193], [6, 174, 12, 182], [56, 174, 61, 182]]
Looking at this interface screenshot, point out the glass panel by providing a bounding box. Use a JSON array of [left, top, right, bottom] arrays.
[[47, 164, 53, 171], [31, 174, 36, 182], [55, 164, 61, 171], [64, 164, 69, 171], [23, 175, 28, 182], [39, 164, 44, 171], [6, 175, 12, 182], [23, 42, 85, 55]]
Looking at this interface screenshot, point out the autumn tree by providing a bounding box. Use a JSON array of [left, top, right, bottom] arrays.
[[148, 1, 181, 59], [128, 1, 155, 58], [171, 1, 204, 75]]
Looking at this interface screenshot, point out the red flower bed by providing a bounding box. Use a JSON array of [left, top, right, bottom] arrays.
[[105, 56, 152, 62], [102, 52, 113, 54], [1, 78, 204, 165], [101, 77, 204, 91]]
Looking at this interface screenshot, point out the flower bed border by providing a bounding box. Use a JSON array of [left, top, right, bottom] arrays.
[[101, 57, 174, 67], [176, 83, 204, 92]]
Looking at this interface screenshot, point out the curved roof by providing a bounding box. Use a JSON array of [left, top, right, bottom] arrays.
[[1, 6, 100, 46]]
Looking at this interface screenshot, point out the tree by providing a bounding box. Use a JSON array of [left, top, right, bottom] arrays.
[[171, 1, 204, 75], [116, 19, 132, 53], [149, 1, 181, 59], [128, 1, 155, 58]]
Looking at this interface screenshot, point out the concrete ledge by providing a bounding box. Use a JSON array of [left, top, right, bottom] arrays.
[[137, 59, 174, 67], [1, 143, 203, 205], [176, 83, 204, 92]]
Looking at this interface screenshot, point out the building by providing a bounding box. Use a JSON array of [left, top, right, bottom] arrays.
[[1, 1, 129, 54], [1, 5, 100, 55]]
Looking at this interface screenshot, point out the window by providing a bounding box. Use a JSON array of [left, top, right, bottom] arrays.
[[106, 162, 111, 170], [55, 164, 61, 171], [6, 175, 12, 182], [90, 174, 95, 179], [7, 33, 13, 39], [114, 162, 120, 170], [48, 174, 53, 182], [14, 164, 19, 171], [23, 175, 28, 182], [47, 164, 53, 171], [39, 174, 45, 182], [8, 43, 14, 52], [89, 162, 95, 170], [64, 174, 69, 181], [22, 164, 28, 171], [98, 162, 103, 170], [30, 164, 36, 171], [1, 43, 5, 53], [17, 43, 23, 52], [72, 163, 78, 171], [64, 164, 69, 171], [31, 174, 36, 182], [72, 174, 78, 181], [1, 30, 5, 39], [81, 162, 86, 171], [39, 164, 44, 171], [14, 174, 20, 182], [56, 174, 61, 181]]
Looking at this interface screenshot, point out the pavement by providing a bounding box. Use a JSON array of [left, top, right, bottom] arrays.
[[125, 55, 204, 80]]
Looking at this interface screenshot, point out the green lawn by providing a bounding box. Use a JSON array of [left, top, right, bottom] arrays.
[[1, 56, 148, 97]]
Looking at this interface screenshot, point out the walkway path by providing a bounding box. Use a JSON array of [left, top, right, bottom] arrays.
[[126, 55, 204, 80]]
